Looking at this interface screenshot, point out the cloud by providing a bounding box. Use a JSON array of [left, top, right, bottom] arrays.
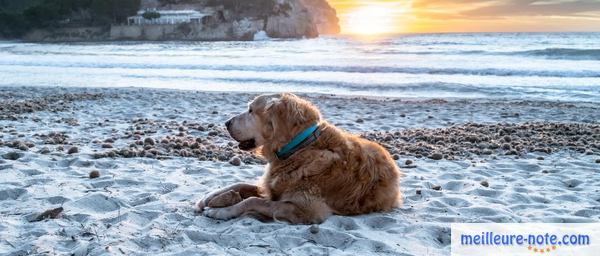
[[328, 0, 600, 33], [462, 0, 600, 17]]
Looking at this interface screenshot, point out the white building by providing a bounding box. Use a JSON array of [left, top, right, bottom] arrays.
[[127, 9, 206, 25]]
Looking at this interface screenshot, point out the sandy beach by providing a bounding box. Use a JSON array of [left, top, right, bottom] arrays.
[[0, 86, 599, 255]]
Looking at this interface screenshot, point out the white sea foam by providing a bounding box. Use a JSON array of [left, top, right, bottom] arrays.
[[253, 30, 271, 41]]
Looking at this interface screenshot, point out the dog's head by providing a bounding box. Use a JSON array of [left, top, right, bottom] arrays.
[[225, 93, 321, 152]]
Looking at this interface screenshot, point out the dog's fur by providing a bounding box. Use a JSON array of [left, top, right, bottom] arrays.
[[196, 93, 402, 224]]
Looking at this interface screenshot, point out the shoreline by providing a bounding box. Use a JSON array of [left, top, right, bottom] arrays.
[[2, 85, 600, 105]]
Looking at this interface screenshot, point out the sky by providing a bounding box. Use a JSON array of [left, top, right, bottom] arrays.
[[328, 0, 600, 34]]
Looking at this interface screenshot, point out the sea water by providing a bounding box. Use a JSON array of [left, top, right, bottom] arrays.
[[1, 33, 599, 102]]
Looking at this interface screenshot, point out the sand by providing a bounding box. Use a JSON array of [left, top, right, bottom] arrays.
[[1, 86, 599, 255]]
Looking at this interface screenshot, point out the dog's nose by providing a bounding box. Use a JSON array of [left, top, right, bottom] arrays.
[[225, 119, 232, 128]]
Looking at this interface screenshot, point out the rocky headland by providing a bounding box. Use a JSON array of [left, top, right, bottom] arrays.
[[3, 0, 339, 41]]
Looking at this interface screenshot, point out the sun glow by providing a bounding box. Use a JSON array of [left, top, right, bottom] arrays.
[[344, 4, 402, 35]]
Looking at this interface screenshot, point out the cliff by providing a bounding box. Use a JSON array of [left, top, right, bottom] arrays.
[[299, 0, 339, 34], [16, 0, 339, 41]]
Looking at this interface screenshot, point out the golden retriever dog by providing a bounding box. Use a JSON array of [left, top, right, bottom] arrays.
[[196, 93, 402, 224]]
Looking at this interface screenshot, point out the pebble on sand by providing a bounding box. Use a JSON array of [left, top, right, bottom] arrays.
[[144, 137, 155, 146], [89, 170, 100, 179], [596, 159, 600, 164], [405, 159, 413, 165], [101, 143, 113, 148], [2, 151, 23, 160], [356, 118, 364, 123], [31, 207, 64, 222], [429, 153, 443, 160], [229, 156, 242, 166], [480, 180, 489, 187], [67, 146, 79, 154], [39, 147, 50, 154], [392, 154, 400, 160], [431, 185, 442, 191], [309, 225, 319, 234]]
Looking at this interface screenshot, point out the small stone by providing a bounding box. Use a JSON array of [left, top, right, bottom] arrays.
[[356, 118, 364, 123], [31, 207, 64, 222], [89, 170, 100, 179], [392, 154, 400, 160], [596, 159, 600, 164], [309, 225, 319, 234], [39, 147, 50, 154], [429, 153, 443, 160], [67, 146, 79, 154], [144, 138, 155, 146], [208, 131, 218, 136], [2, 151, 23, 160], [537, 156, 544, 160], [229, 156, 242, 166], [542, 170, 549, 174], [503, 136, 511, 143], [101, 143, 113, 148], [405, 159, 413, 165], [480, 180, 489, 187], [431, 185, 442, 191], [211, 111, 218, 115], [416, 189, 421, 195]]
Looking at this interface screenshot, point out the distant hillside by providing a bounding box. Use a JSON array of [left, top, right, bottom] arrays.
[[0, 0, 140, 38], [0, 0, 43, 13], [0, 0, 339, 41]]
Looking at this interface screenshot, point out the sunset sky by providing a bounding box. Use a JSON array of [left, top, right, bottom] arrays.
[[329, 0, 600, 34]]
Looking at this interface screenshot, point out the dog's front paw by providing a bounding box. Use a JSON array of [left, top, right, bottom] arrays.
[[194, 199, 207, 213], [207, 190, 242, 208], [203, 207, 239, 220], [195, 189, 242, 213]]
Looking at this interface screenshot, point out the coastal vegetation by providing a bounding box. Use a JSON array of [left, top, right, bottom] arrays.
[[0, 0, 140, 38]]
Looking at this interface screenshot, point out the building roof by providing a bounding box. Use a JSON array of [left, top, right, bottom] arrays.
[[136, 9, 204, 16]]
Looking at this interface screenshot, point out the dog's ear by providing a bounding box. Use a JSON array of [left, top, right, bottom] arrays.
[[270, 93, 320, 132], [262, 97, 280, 138], [265, 97, 281, 112]]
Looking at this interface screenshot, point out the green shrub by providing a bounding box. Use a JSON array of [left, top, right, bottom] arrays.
[[142, 10, 161, 20]]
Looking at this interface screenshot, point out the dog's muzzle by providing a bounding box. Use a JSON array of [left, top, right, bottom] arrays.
[[238, 139, 256, 151], [225, 118, 256, 150]]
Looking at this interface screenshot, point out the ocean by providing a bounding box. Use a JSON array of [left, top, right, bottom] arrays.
[[1, 33, 599, 102]]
